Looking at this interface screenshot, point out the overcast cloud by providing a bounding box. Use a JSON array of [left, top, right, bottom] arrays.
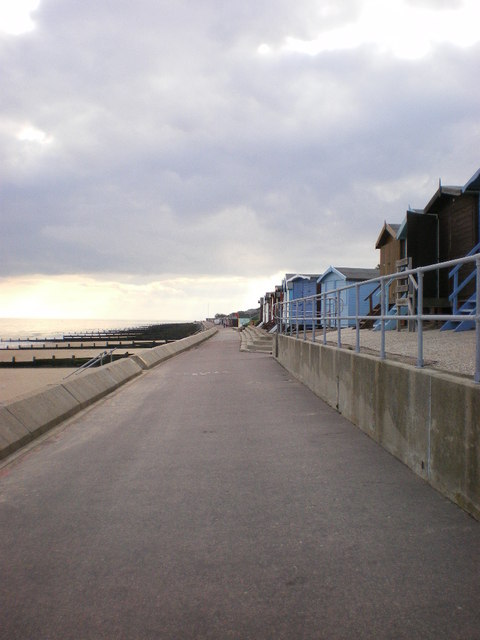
[[1, 0, 480, 319]]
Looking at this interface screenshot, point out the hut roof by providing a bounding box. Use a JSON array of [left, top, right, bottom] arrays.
[[375, 222, 401, 249], [318, 266, 379, 283], [463, 167, 480, 192], [285, 273, 320, 284], [423, 184, 462, 214]]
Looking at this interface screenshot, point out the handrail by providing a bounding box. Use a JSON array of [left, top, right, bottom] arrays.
[[63, 348, 117, 379], [448, 241, 480, 277], [274, 253, 480, 383], [449, 269, 476, 303], [448, 242, 480, 314], [364, 275, 396, 305]]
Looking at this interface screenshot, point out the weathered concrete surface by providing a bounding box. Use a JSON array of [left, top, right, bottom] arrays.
[[276, 333, 480, 519], [5, 384, 81, 440], [131, 327, 217, 369], [0, 328, 217, 460], [1, 328, 480, 639], [0, 406, 31, 457], [60, 361, 140, 409]]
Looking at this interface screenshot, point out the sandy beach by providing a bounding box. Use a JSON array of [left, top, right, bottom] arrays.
[[0, 344, 143, 403]]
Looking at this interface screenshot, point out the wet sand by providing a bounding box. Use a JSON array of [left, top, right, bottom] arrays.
[[0, 345, 142, 403], [0, 368, 75, 403]]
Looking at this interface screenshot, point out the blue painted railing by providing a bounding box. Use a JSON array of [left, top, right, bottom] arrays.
[[448, 241, 480, 314], [274, 253, 480, 383]]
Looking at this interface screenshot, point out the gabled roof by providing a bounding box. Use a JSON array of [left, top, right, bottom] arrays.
[[375, 221, 401, 249], [396, 208, 428, 240], [463, 168, 480, 192], [396, 215, 408, 240], [285, 273, 320, 284], [423, 183, 462, 214], [318, 266, 379, 283]]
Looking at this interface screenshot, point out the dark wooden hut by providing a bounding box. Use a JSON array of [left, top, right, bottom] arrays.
[[421, 174, 480, 302], [375, 222, 401, 303]]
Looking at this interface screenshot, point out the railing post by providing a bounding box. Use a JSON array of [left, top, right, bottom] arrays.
[[303, 297, 307, 341], [296, 300, 299, 339], [321, 294, 326, 344], [417, 271, 424, 368], [355, 283, 360, 353], [476, 256, 480, 383], [453, 271, 459, 315], [380, 279, 386, 360], [312, 296, 316, 343], [337, 289, 341, 348]]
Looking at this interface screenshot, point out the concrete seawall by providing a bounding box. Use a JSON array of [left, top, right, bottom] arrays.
[[275, 333, 480, 519], [0, 327, 217, 460]]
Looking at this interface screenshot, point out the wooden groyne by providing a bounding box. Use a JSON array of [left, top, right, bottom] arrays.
[[0, 322, 203, 369]]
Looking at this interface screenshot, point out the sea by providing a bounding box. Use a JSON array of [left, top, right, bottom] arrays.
[[0, 318, 182, 344]]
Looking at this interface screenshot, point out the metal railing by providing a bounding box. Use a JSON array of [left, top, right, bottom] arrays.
[[274, 253, 480, 383], [63, 348, 117, 379], [448, 241, 480, 314]]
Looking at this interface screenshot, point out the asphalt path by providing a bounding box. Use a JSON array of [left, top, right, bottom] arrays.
[[1, 328, 480, 639]]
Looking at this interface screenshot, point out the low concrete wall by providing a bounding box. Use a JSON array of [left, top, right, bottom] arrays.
[[0, 327, 218, 460], [131, 327, 217, 369], [276, 333, 480, 519]]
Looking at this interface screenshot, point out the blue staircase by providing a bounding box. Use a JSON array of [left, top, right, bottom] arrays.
[[441, 293, 476, 332], [441, 242, 480, 332], [373, 302, 408, 331]]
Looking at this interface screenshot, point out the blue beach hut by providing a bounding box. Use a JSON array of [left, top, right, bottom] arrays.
[[318, 267, 380, 328], [282, 273, 320, 328]]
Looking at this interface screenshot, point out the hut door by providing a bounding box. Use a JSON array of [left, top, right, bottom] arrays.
[[406, 212, 438, 298]]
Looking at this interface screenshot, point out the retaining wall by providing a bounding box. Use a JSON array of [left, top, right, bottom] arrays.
[[276, 333, 480, 519], [0, 327, 217, 461]]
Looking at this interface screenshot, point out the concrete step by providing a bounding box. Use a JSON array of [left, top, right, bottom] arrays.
[[240, 326, 273, 353]]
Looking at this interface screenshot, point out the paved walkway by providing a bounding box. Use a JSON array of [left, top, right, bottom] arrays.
[[1, 329, 480, 639]]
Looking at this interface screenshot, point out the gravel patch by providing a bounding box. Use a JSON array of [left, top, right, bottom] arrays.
[[298, 328, 478, 379]]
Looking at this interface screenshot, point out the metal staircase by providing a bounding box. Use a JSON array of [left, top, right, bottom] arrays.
[[372, 262, 416, 332], [441, 293, 476, 332], [441, 243, 480, 332], [373, 304, 409, 331]]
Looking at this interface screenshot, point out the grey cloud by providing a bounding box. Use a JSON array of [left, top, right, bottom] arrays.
[[1, 0, 480, 281], [404, 0, 463, 8]]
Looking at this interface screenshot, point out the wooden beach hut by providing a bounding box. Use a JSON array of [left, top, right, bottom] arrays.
[[282, 274, 320, 328], [317, 267, 379, 328], [375, 222, 401, 304], [374, 168, 480, 328]]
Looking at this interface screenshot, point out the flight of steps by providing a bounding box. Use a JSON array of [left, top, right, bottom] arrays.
[[239, 325, 274, 354]]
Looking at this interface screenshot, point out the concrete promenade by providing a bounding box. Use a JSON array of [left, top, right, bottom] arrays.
[[1, 328, 480, 639]]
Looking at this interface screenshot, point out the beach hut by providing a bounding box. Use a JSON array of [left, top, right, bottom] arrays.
[[373, 168, 480, 329], [259, 291, 277, 327], [375, 222, 401, 304], [317, 266, 380, 328], [421, 172, 479, 308], [282, 274, 320, 328]]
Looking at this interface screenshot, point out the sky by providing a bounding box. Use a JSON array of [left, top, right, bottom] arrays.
[[1, 0, 480, 320]]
